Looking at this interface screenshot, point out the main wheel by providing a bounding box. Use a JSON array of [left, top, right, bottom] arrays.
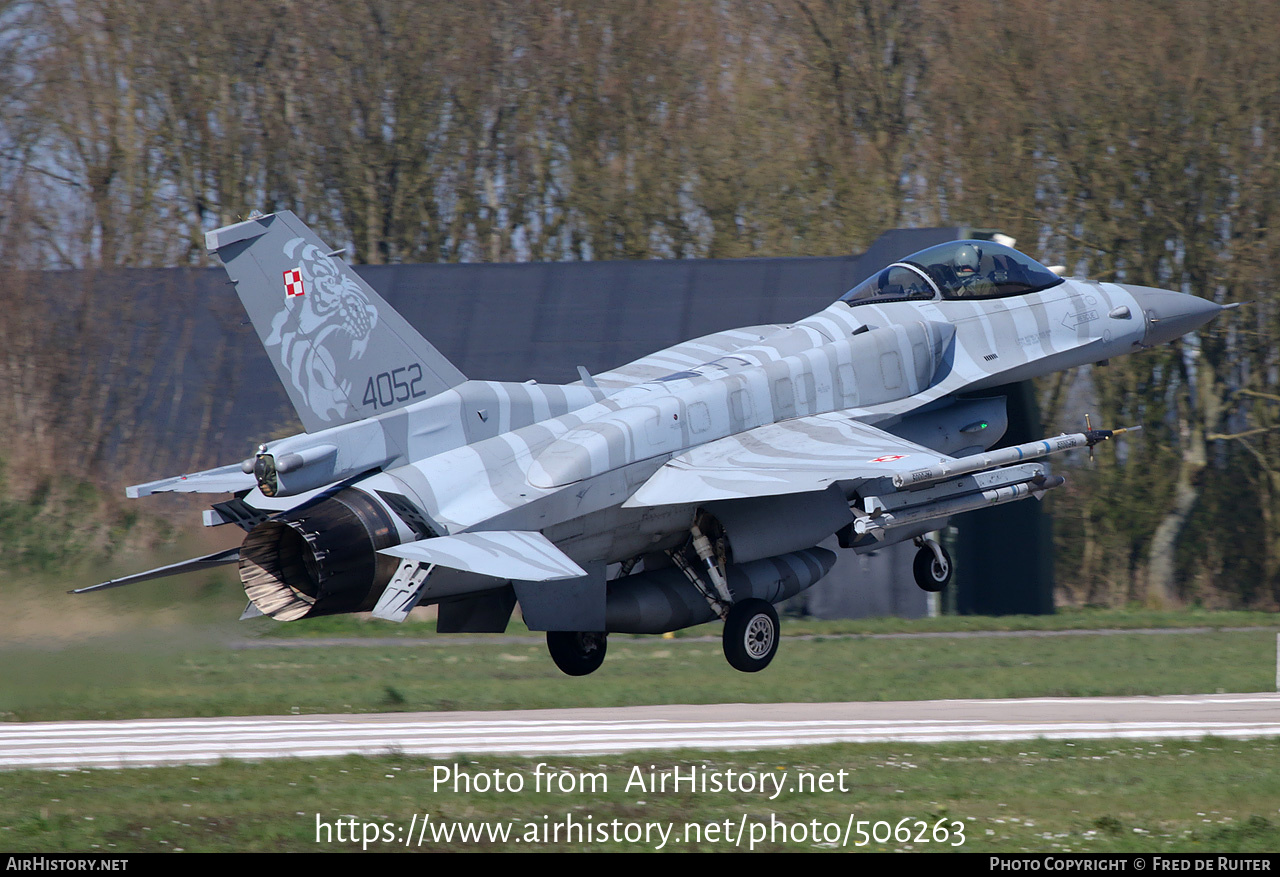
[[546, 631, 608, 676], [722, 599, 779, 673], [913, 544, 952, 592]]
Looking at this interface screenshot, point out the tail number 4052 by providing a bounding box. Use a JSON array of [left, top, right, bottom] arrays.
[[363, 364, 429, 410]]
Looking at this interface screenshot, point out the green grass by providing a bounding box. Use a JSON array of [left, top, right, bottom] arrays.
[[3, 627, 1276, 722], [0, 465, 191, 578], [3, 738, 1279, 852], [4, 609, 1279, 853], [257, 606, 1280, 640]]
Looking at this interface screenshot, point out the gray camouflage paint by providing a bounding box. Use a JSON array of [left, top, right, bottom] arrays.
[[340, 278, 1155, 545], [120, 211, 1227, 621]]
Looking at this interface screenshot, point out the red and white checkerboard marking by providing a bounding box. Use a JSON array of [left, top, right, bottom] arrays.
[[869, 454, 907, 463], [283, 267, 306, 298]]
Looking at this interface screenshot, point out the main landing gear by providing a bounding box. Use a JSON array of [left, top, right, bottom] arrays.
[[722, 598, 780, 673], [673, 518, 784, 674], [545, 518, 791, 677], [546, 630, 608, 676], [912, 536, 952, 592]]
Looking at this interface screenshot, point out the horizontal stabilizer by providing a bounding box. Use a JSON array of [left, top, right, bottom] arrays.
[[71, 548, 240, 594], [126, 463, 256, 498], [379, 531, 587, 582]]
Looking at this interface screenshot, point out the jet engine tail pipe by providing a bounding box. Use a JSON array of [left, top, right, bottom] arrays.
[[605, 548, 837, 634], [239, 487, 402, 621]]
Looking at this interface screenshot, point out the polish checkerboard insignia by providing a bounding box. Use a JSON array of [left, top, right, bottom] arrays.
[[870, 454, 907, 463], [283, 267, 306, 298]]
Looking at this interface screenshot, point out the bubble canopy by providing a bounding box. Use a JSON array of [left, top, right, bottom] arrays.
[[841, 240, 1063, 305]]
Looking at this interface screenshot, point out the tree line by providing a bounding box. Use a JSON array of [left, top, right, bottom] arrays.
[[1, 0, 1278, 607]]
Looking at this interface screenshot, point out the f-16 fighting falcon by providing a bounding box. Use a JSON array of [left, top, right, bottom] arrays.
[[77, 211, 1231, 675]]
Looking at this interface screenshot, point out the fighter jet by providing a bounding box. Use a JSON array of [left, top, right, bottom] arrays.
[[77, 212, 1230, 675]]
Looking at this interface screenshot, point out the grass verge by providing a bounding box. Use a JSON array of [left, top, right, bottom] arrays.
[[256, 606, 1280, 640], [3, 628, 1276, 722], [2, 738, 1278, 852]]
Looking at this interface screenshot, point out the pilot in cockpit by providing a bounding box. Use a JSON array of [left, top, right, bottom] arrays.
[[840, 239, 1064, 306], [952, 243, 996, 298]]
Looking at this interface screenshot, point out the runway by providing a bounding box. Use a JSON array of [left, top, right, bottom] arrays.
[[4, 693, 1280, 771]]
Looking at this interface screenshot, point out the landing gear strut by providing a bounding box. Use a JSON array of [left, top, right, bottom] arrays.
[[912, 536, 952, 592], [722, 598, 780, 673], [671, 515, 783, 673], [546, 631, 608, 676]]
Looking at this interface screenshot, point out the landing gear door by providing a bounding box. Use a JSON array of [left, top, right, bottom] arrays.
[[514, 561, 607, 632]]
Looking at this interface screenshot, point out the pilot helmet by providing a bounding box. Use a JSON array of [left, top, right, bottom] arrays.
[[954, 243, 982, 276]]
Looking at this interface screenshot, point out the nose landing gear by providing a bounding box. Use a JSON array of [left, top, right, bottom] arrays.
[[912, 536, 952, 592]]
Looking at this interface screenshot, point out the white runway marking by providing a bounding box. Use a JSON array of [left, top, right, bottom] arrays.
[[4, 693, 1279, 771]]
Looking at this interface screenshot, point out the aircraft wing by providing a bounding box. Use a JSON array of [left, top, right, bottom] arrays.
[[624, 412, 953, 507], [126, 463, 255, 498]]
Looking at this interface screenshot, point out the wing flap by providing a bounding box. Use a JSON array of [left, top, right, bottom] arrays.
[[624, 412, 953, 507], [379, 531, 587, 582]]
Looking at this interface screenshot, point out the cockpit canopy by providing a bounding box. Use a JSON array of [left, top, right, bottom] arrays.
[[841, 240, 1063, 305]]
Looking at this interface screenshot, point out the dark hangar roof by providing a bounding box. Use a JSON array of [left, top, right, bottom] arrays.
[[360, 226, 967, 385]]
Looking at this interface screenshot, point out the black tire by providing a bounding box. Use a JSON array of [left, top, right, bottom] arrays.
[[546, 631, 608, 677], [913, 544, 952, 592], [722, 598, 780, 673]]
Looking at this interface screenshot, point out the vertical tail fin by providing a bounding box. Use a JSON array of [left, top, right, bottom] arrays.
[[206, 211, 466, 433]]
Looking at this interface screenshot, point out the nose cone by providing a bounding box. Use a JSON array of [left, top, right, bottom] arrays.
[[1118, 284, 1225, 346]]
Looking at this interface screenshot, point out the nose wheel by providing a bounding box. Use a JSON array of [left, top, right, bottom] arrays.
[[912, 538, 952, 592], [547, 631, 608, 676], [722, 598, 780, 673]]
